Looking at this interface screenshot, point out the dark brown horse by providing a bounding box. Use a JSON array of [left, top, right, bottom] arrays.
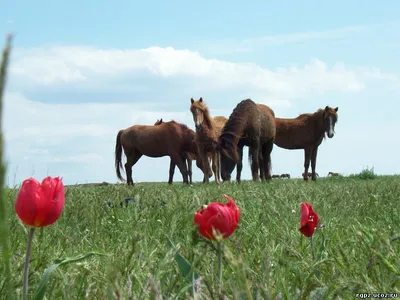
[[217, 99, 276, 182], [115, 120, 199, 185], [154, 118, 211, 184], [280, 173, 291, 179], [274, 106, 338, 181]]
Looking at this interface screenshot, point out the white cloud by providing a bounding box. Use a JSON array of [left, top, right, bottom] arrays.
[[193, 20, 400, 55], [3, 92, 192, 142], [46, 153, 104, 163], [8, 45, 377, 101], [195, 25, 367, 54]]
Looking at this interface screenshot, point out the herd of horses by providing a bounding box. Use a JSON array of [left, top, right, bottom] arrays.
[[114, 98, 339, 185]]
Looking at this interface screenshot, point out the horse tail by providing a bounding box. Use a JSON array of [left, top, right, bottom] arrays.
[[115, 129, 125, 182]]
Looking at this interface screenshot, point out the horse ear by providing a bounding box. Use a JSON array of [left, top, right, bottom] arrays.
[[325, 105, 329, 111], [199, 97, 203, 103], [191, 98, 194, 104], [334, 107, 338, 112], [160, 118, 163, 122]]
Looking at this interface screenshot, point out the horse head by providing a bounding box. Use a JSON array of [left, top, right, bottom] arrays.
[[323, 106, 339, 138], [190, 97, 208, 130], [216, 137, 238, 182]]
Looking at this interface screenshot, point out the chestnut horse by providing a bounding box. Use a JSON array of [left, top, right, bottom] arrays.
[[154, 118, 212, 184], [328, 171, 339, 176], [217, 99, 276, 182], [115, 120, 198, 185], [274, 106, 338, 181], [190, 97, 227, 184]]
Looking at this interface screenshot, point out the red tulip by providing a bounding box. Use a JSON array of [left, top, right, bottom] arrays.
[[194, 194, 240, 240], [299, 202, 319, 237], [15, 176, 65, 228]]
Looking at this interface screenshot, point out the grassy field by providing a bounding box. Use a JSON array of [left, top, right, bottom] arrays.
[[1, 170, 399, 299]]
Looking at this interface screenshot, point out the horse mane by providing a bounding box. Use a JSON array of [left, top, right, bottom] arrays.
[[219, 99, 255, 162], [297, 107, 338, 122]]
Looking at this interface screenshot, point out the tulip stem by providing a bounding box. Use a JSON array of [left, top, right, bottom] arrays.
[[310, 235, 315, 260], [23, 227, 35, 300], [217, 241, 223, 295]]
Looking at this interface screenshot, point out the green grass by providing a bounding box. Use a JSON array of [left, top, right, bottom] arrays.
[[1, 175, 399, 299]]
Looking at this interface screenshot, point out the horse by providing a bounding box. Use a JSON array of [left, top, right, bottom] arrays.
[[272, 175, 280, 179], [190, 97, 228, 184], [302, 172, 319, 178], [217, 99, 276, 182], [154, 118, 212, 184], [115, 120, 199, 185], [274, 106, 338, 181], [328, 172, 339, 176], [280, 173, 291, 179]]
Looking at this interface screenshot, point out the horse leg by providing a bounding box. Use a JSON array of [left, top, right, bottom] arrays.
[[250, 144, 261, 181], [259, 150, 265, 181], [168, 159, 175, 184], [263, 139, 274, 181], [171, 153, 189, 184], [303, 148, 312, 181], [311, 146, 319, 181], [125, 150, 143, 185], [187, 157, 193, 184], [199, 148, 211, 184], [235, 145, 244, 183], [211, 150, 220, 184]]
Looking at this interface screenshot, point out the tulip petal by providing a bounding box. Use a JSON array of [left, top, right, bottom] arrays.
[[15, 178, 41, 226], [300, 202, 310, 227]]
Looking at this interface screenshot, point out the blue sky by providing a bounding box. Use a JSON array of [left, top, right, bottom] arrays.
[[1, 1, 400, 186]]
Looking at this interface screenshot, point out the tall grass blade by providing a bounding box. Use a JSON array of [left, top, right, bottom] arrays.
[[0, 33, 14, 300]]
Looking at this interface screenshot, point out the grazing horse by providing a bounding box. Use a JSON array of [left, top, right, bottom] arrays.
[[274, 106, 338, 181], [190, 97, 228, 184], [328, 172, 339, 176], [302, 172, 319, 178], [115, 120, 198, 185], [217, 99, 276, 182], [154, 118, 212, 184], [280, 173, 291, 179], [272, 174, 280, 179]]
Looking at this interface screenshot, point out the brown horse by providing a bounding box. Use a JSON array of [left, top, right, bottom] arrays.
[[115, 120, 199, 185], [328, 171, 339, 176], [190, 97, 228, 184], [274, 106, 338, 181], [217, 99, 276, 182], [154, 118, 212, 184]]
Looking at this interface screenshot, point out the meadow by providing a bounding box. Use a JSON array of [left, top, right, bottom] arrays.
[[1, 170, 399, 299]]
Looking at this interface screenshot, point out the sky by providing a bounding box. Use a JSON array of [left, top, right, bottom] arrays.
[[1, 0, 400, 186]]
